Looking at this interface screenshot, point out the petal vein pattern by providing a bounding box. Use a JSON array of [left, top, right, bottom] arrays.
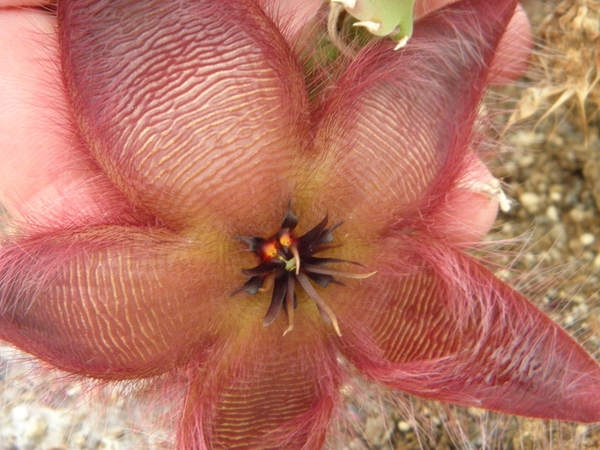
[[335, 239, 600, 422], [180, 317, 340, 449], [1, 0, 600, 449], [306, 3, 502, 229], [59, 0, 310, 229], [0, 226, 230, 379]]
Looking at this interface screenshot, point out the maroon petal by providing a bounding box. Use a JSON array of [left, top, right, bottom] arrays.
[[177, 315, 340, 449], [332, 239, 600, 422], [58, 0, 309, 230], [303, 0, 517, 234], [0, 226, 234, 379]]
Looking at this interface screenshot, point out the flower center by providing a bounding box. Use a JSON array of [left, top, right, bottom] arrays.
[[234, 204, 375, 336]]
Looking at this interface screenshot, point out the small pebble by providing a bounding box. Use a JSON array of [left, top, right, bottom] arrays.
[[397, 421, 412, 433], [24, 419, 46, 441], [519, 192, 541, 214], [363, 415, 394, 447], [546, 205, 560, 222], [549, 185, 564, 203], [564, 315, 575, 326], [11, 405, 30, 422], [580, 233, 596, 246], [518, 155, 535, 167], [570, 206, 587, 223], [496, 269, 511, 281], [468, 407, 486, 418]]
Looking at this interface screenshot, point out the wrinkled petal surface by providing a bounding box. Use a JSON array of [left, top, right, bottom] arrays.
[[59, 0, 310, 231], [302, 0, 517, 235], [0, 226, 236, 379], [333, 239, 600, 422], [179, 312, 340, 449]]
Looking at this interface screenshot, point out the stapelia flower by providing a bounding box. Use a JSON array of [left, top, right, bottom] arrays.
[[1, 0, 599, 448]]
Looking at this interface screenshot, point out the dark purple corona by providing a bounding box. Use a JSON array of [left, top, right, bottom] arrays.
[[235, 205, 375, 336]]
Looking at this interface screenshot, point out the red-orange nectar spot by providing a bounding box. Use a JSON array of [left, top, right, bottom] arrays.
[[261, 242, 279, 259], [233, 204, 376, 336], [278, 232, 293, 248]]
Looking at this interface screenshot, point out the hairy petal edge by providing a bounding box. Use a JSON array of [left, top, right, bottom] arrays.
[[333, 239, 600, 422]]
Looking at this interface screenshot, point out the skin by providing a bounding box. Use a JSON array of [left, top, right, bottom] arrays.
[[0, 0, 531, 239]]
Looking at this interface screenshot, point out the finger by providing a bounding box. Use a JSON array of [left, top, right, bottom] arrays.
[[266, 0, 323, 40], [490, 4, 532, 84], [0, 0, 52, 6], [0, 9, 111, 223], [416, 1, 532, 83], [441, 158, 501, 244]]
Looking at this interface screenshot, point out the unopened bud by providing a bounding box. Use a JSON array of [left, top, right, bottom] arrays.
[[331, 0, 416, 48]]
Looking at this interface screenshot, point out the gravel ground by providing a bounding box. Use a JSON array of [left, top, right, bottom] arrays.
[[2, 0, 600, 449]]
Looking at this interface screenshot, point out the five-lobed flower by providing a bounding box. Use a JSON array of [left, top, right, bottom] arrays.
[[0, 0, 599, 449]]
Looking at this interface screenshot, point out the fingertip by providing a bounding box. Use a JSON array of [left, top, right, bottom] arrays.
[[444, 189, 500, 244], [267, 0, 323, 41], [0, 9, 109, 224], [490, 4, 533, 84], [416, 1, 532, 84], [443, 159, 501, 244]]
